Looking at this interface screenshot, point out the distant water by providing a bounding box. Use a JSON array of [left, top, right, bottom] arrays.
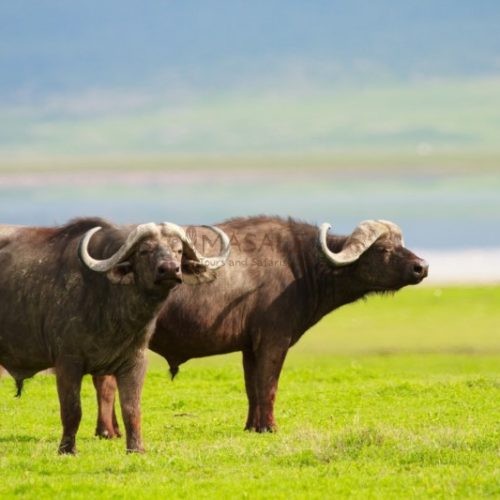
[[416, 248, 500, 284], [1, 169, 499, 283]]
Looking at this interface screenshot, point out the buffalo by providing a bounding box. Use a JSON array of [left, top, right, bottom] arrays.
[[93, 216, 428, 435], [0, 217, 230, 453]]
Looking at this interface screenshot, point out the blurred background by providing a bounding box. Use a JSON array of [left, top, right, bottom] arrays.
[[1, 1, 500, 283]]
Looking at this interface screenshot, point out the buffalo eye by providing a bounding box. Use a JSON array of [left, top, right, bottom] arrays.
[[375, 247, 392, 260]]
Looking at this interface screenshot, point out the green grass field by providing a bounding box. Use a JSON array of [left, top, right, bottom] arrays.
[[1, 286, 499, 498]]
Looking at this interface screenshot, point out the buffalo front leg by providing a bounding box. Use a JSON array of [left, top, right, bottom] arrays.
[[253, 342, 289, 432], [92, 375, 121, 439], [55, 358, 84, 454], [116, 355, 147, 453], [243, 349, 260, 430]]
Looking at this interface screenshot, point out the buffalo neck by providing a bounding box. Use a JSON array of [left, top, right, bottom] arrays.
[[70, 262, 170, 349], [287, 230, 368, 332]]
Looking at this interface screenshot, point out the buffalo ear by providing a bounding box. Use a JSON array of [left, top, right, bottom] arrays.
[[106, 261, 135, 285], [181, 259, 217, 285]]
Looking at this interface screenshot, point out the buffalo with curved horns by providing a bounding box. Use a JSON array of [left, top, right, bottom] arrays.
[[0, 217, 230, 453], [94, 216, 428, 435]]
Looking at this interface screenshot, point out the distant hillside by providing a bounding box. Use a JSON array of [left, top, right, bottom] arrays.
[[1, 78, 499, 160]]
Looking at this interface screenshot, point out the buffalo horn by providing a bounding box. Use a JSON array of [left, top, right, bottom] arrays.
[[79, 223, 161, 272], [162, 223, 231, 270], [319, 220, 403, 266], [80, 223, 230, 273]]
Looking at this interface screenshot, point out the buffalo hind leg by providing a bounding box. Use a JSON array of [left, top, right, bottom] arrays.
[[55, 358, 84, 454], [92, 375, 121, 439], [116, 355, 147, 453]]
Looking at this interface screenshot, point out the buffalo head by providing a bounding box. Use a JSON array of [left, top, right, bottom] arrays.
[[319, 220, 428, 291], [78, 222, 230, 292]]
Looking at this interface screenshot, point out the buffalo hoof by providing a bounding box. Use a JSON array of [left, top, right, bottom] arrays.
[[256, 426, 277, 433], [245, 425, 277, 433], [95, 427, 122, 439], [58, 447, 77, 455], [126, 447, 145, 454], [58, 440, 77, 455]]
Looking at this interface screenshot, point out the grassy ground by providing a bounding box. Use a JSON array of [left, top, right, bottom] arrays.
[[0, 286, 499, 498]]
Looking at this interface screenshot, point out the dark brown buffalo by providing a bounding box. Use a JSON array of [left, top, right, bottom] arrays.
[[0, 217, 229, 453], [94, 216, 428, 435]]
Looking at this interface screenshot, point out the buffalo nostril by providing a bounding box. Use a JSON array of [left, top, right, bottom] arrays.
[[412, 260, 429, 279]]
